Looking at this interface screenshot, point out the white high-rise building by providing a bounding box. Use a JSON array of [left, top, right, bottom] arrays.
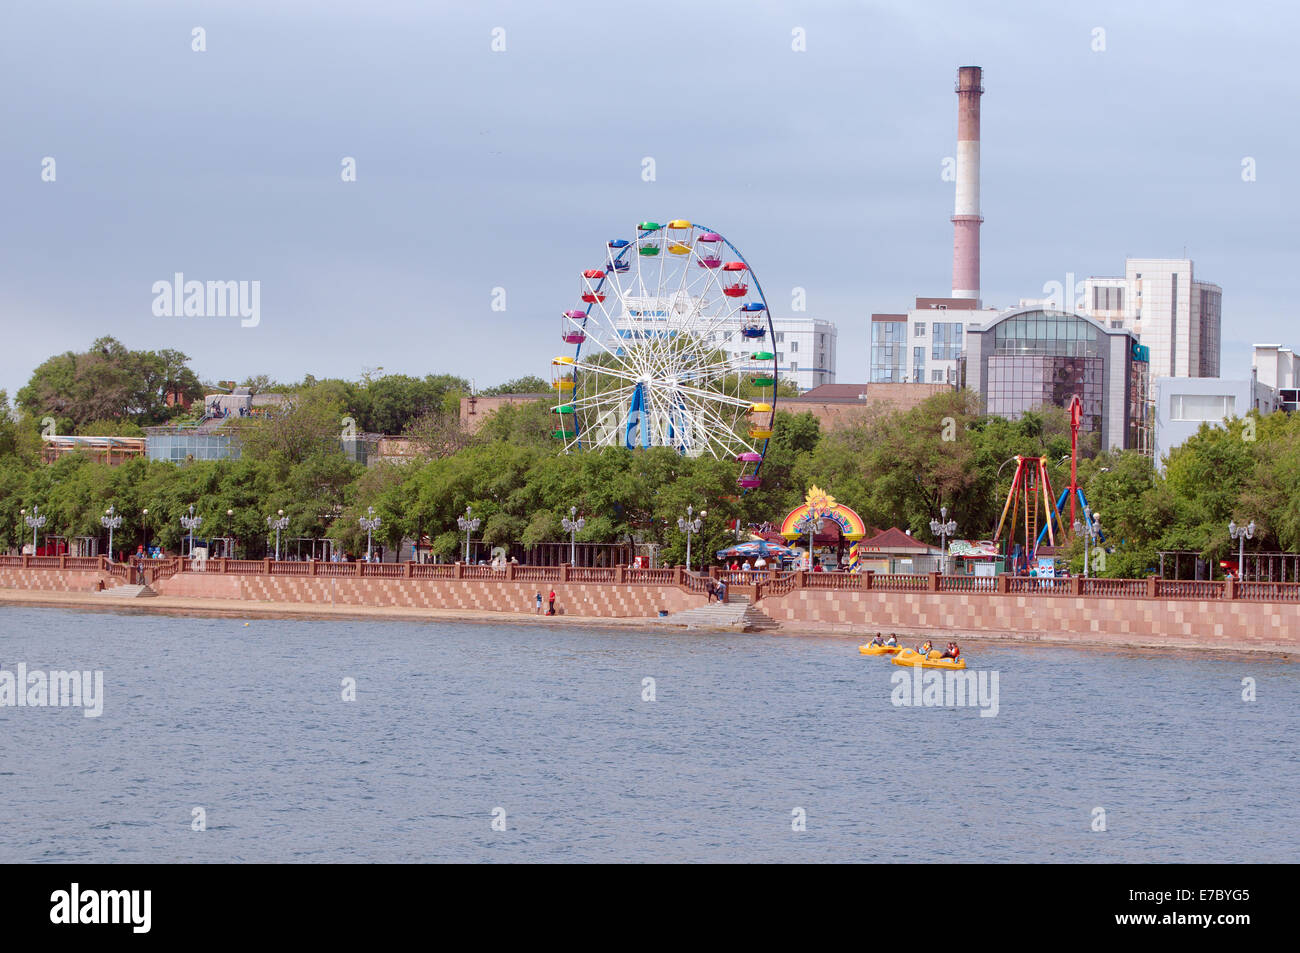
[[1252, 344, 1300, 412], [1080, 259, 1222, 383], [620, 307, 838, 394], [716, 317, 837, 392], [870, 299, 1000, 385]]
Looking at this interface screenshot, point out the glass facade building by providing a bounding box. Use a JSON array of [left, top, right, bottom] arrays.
[[986, 311, 1106, 434], [146, 433, 240, 462], [870, 319, 905, 382], [931, 321, 963, 361], [964, 308, 1151, 453]]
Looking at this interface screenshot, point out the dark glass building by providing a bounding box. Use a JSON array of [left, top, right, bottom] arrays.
[[962, 308, 1150, 452]]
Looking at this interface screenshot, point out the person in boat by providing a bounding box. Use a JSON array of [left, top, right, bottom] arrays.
[[869, 633, 885, 646], [885, 633, 898, 646], [918, 639, 933, 656], [940, 641, 961, 660]]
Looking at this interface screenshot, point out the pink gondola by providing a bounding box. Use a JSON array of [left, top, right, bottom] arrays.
[[736, 452, 763, 462], [737, 476, 762, 489], [697, 232, 723, 269], [562, 309, 587, 344]]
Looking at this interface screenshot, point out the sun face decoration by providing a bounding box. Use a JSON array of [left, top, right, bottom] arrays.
[[804, 485, 837, 515]]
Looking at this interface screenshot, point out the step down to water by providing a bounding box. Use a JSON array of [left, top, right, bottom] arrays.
[[96, 584, 158, 598], [661, 599, 780, 633]]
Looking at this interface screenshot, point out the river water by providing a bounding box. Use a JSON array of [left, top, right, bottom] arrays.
[[0, 606, 1295, 863]]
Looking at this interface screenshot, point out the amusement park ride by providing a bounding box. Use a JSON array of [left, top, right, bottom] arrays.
[[993, 395, 1102, 571], [550, 220, 777, 490]]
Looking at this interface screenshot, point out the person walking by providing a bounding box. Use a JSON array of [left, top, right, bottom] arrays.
[[535, 592, 543, 614]]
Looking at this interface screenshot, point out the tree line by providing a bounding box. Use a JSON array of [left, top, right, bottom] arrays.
[[4, 339, 1299, 572]]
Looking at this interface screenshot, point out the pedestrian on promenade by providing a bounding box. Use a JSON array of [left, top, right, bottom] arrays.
[[535, 592, 542, 614], [547, 589, 556, 615]]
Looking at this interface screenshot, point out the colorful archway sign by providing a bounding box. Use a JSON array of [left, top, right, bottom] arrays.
[[779, 486, 867, 541]]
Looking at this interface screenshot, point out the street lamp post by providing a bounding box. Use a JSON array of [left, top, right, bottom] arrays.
[[1073, 510, 1102, 578], [677, 505, 705, 572], [802, 515, 824, 570], [457, 506, 481, 563], [266, 509, 288, 560], [359, 506, 382, 563], [141, 508, 150, 554], [25, 505, 47, 555], [101, 505, 123, 560], [225, 509, 234, 558], [1229, 519, 1255, 581], [180, 505, 203, 559], [929, 506, 957, 575], [561, 506, 585, 566]]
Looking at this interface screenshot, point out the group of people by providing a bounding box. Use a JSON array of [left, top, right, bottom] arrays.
[[866, 633, 961, 659], [706, 578, 728, 603], [534, 590, 557, 615], [926, 639, 961, 660]]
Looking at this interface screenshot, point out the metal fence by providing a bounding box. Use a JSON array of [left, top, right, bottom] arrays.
[[4, 555, 1300, 604]]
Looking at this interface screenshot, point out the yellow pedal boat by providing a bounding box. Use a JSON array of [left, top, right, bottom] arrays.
[[890, 648, 967, 670], [858, 643, 904, 656]]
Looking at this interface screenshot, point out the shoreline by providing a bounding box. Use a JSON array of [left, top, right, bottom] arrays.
[[1, 588, 1294, 658]]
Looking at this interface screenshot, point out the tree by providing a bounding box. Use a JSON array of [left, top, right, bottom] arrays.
[[233, 386, 346, 465], [17, 337, 203, 428], [404, 411, 474, 459], [478, 376, 548, 396]]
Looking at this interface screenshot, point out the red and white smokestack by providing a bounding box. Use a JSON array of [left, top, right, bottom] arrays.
[[951, 65, 983, 304]]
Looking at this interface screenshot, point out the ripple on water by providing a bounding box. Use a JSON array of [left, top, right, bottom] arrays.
[[0, 606, 1295, 862]]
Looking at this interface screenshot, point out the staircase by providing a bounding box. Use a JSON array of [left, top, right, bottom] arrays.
[[96, 583, 158, 598], [662, 595, 780, 633]]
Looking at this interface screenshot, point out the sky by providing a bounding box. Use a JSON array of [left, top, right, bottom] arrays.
[[2, 0, 1296, 399]]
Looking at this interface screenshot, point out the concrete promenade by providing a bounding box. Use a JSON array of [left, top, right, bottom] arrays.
[[0, 556, 1296, 654]]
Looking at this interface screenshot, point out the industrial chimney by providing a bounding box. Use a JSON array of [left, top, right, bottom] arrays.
[[951, 66, 983, 304]]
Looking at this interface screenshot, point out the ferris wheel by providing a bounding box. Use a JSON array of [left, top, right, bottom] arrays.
[[550, 220, 778, 489]]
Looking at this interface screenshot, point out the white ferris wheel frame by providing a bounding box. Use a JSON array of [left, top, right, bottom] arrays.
[[558, 223, 778, 465]]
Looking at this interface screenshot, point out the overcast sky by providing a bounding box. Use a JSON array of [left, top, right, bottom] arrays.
[[2, 0, 1295, 398]]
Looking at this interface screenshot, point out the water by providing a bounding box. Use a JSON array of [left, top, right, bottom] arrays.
[[0, 606, 1295, 862]]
